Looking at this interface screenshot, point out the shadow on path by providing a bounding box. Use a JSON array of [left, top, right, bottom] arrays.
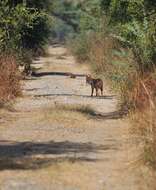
[[32, 72, 86, 77], [0, 141, 117, 170], [34, 93, 115, 100]]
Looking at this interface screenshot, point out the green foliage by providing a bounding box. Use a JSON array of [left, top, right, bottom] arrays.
[[79, 0, 102, 32], [21, 12, 51, 50], [26, 0, 53, 11], [0, 0, 52, 58], [51, 0, 82, 32], [101, 0, 156, 71], [0, 4, 34, 51]]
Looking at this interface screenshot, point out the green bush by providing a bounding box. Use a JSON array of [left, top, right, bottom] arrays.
[[0, 0, 52, 57]]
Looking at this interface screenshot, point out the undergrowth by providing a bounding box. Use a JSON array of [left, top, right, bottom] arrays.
[[0, 55, 21, 107]]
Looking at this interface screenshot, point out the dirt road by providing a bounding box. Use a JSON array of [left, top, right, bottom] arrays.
[[0, 45, 152, 190]]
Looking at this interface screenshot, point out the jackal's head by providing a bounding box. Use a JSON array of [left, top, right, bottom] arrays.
[[86, 74, 92, 85]]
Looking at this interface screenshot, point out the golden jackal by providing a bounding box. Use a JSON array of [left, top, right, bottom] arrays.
[[86, 75, 103, 97]]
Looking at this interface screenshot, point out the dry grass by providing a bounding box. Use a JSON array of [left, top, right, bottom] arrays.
[[125, 72, 156, 110], [42, 104, 96, 126], [88, 33, 115, 75], [54, 104, 95, 116], [0, 54, 21, 107], [129, 71, 156, 168], [29, 103, 107, 132], [131, 107, 156, 168]]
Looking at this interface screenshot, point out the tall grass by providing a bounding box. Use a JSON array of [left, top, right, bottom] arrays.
[[0, 55, 21, 107], [132, 106, 156, 168]]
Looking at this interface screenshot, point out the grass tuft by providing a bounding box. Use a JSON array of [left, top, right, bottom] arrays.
[[54, 104, 95, 116]]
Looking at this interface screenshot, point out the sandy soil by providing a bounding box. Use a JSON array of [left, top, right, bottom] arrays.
[[0, 45, 153, 190]]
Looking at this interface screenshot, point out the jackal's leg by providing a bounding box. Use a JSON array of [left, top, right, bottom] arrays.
[[96, 88, 99, 96], [101, 88, 103, 96], [91, 87, 94, 96]]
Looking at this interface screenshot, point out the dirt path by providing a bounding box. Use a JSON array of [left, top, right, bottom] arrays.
[[0, 45, 151, 190]]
